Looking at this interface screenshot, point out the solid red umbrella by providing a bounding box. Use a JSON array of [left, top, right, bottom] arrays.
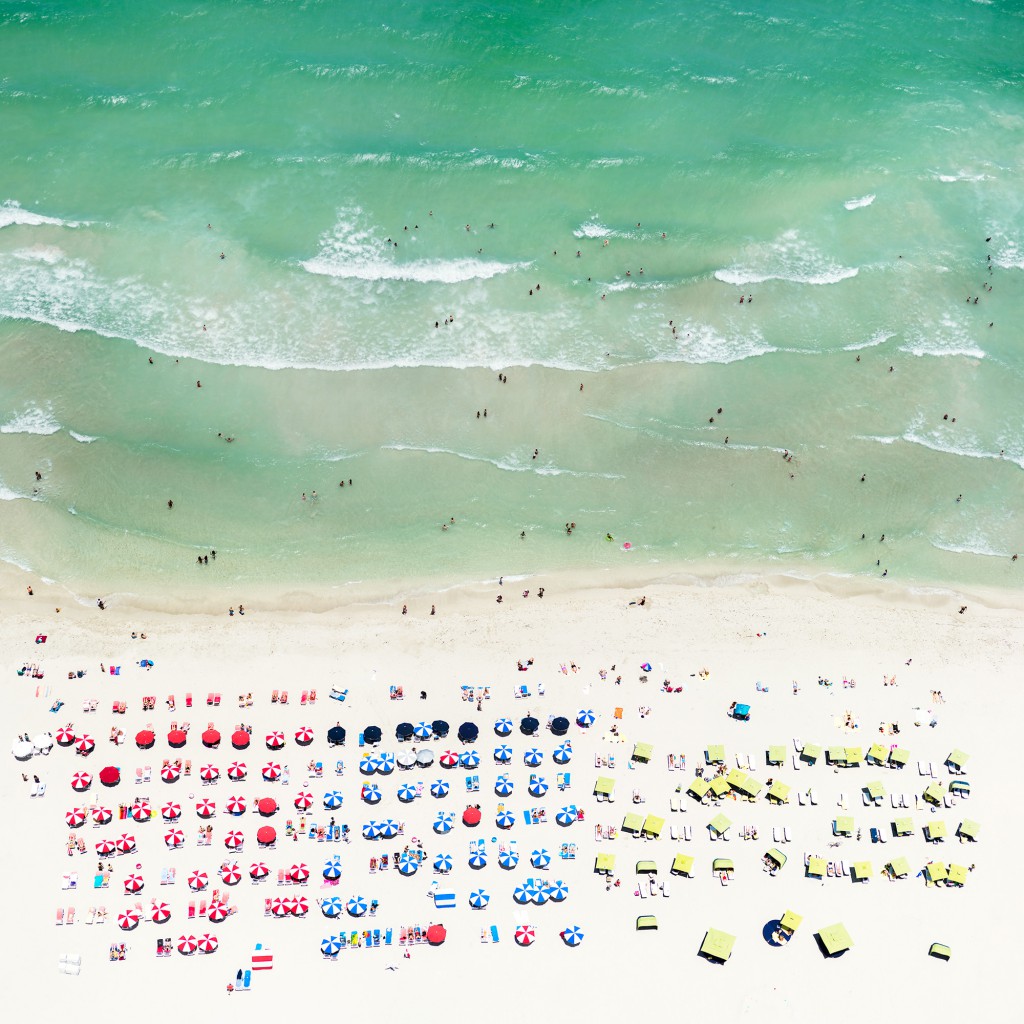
[[224, 830, 244, 850], [262, 762, 281, 782], [167, 729, 188, 748], [164, 828, 185, 848], [294, 726, 314, 747], [197, 933, 218, 954], [130, 802, 151, 822], [123, 872, 144, 894], [92, 806, 113, 825], [151, 902, 171, 924], [270, 897, 288, 917], [118, 908, 141, 930], [75, 735, 95, 756], [288, 863, 310, 884], [514, 924, 536, 946], [202, 729, 221, 748], [177, 934, 198, 955], [115, 833, 136, 855], [257, 797, 277, 817], [226, 795, 246, 815], [55, 727, 76, 746], [231, 731, 250, 750], [187, 870, 208, 891], [292, 895, 309, 916], [265, 731, 285, 750], [195, 798, 216, 818], [439, 750, 458, 768], [207, 902, 228, 924], [199, 763, 219, 783], [426, 924, 447, 945], [221, 863, 242, 886], [96, 838, 116, 856], [294, 790, 313, 810], [135, 730, 155, 749], [256, 826, 276, 847], [161, 801, 182, 821], [71, 771, 92, 792], [227, 761, 247, 781], [462, 806, 482, 827], [65, 807, 86, 828], [160, 763, 180, 784], [249, 861, 269, 880], [99, 766, 121, 788]]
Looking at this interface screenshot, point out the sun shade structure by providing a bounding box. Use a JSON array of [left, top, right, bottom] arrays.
[[852, 861, 873, 881], [929, 943, 952, 960], [700, 928, 736, 962], [947, 863, 968, 886], [800, 743, 822, 764], [766, 848, 787, 869], [635, 860, 658, 875], [622, 813, 645, 834], [925, 821, 948, 842], [594, 776, 615, 798], [925, 862, 948, 884], [709, 777, 730, 798], [957, 819, 980, 841], [893, 817, 914, 837], [641, 815, 665, 839], [779, 910, 803, 935], [923, 783, 945, 805], [946, 749, 970, 772], [688, 778, 711, 801], [767, 745, 786, 766], [636, 915, 658, 931], [845, 746, 864, 766], [705, 744, 725, 764], [632, 742, 653, 764], [886, 856, 910, 879], [806, 857, 826, 879], [866, 743, 888, 765], [767, 780, 791, 804], [864, 780, 886, 802], [889, 748, 909, 768], [595, 853, 616, 874], [834, 816, 855, 836], [817, 923, 853, 956], [712, 858, 734, 874], [709, 813, 732, 836], [671, 853, 695, 876]]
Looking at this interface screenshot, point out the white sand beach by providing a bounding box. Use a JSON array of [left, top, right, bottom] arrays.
[[4, 567, 1019, 1021]]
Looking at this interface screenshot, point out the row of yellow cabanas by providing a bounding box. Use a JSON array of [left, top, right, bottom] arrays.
[[686, 742, 965, 772], [805, 854, 971, 887]]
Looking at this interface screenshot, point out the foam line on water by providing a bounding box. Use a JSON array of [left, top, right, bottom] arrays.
[[715, 229, 859, 286], [0, 404, 62, 435], [0, 199, 86, 230], [381, 443, 623, 479]]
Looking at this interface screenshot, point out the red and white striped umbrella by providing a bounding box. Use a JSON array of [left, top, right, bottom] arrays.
[[282, 896, 299, 916], [75, 735, 95, 756], [224, 830, 244, 850], [160, 763, 181, 783], [293, 790, 313, 811], [55, 726, 76, 746], [177, 934, 198, 955], [187, 869, 208, 891], [130, 802, 151, 822], [92, 806, 113, 825], [262, 762, 282, 782], [292, 895, 309, 916], [270, 897, 288, 917], [439, 750, 458, 768], [207, 902, 228, 924], [71, 771, 92, 792], [249, 861, 269, 880], [514, 924, 536, 946], [123, 872, 144, 894], [220, 863, 242, 885], [164, 828, 185, 848], [115, 833, 136, 855], [118, 908, 141, 930], [294, 726, 314, 746], [161, 801, 182, 821], [200, 763, 219, 783], [265, 731, 286, 750], [289, 863, 310, 884], [96, 837, 116, 856], [65, 807, 87, 828], [196, 799, 216, 818], [151, 901, 171, 924], [226, 795, 246, 815], [197, 933, 218, 954], [227, 761, 247, 781]]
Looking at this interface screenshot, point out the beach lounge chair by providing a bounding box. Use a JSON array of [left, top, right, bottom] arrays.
[[490, 925, 500, 943], [66, 907, 75, 925], [792, 755, 801, 771], [56, 907, 64, 926]]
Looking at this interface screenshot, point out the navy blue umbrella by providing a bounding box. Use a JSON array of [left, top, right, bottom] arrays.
[[395, 722, 414, 742], [363, 725, 382, 745], [432, 720, 450, 739], [327, 726, 346, 746], [551, 717, 570, 736], [458, 722, 479, 743], [520, 717, 539, 736]]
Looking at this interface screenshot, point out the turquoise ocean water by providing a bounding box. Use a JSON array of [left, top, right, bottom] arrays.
[[1, 0, 1022, 598]]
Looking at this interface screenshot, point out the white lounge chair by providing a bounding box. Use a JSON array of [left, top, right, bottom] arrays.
[[792, 755, 801, 771], [918, 761, 929, 776], [797, 792, 806, 806], [669, 826, 679, 840], [660, 879, 671, 897], [891, 794, 900, 809], [783, 826, 792, 844], [808, 790, 818, 805], [684, 826, 693, 841], [773, 827, 780, 843]]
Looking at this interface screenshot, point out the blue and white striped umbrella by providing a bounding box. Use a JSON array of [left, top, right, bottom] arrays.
[[493, 745, 513, 763], [413, 722, 432, 740], [530, 885, 549, 906], [433, 813, 454, 835], [397, 783, 418, 803], [346, 895, 368, 917], [555, 806, 577, 827], [494, 718, 513, 737], [323, 790, 344, 809], [531, 848, 551, 869], [468, 888, 490, 909], [376, 752, 396, 775], [498, 848, 520, 869], [322, 858, 343, 881], [398, 856, 419, 876], [320, 895, 344, 918], [430, 779, 449, 799], [433, 852, 453, 873], [494, 775, 514, 797], [361, 821, 378, 839], [460, 749, 480, 769], [468, 849, 487, 869], [561, 925, 584, 947], [377, 818, 400, 839], [513, 883, 532, 904], [321, 934, 344, 956], [496, 809, 516, 830], [553, 742, 572, 765], [576, 709, 596, 728], [528, 776, 549, 798], [362, 786, 382, 804], [524, 748, 543, 767], [359, 755, 380, 775], [546, 879, 570, 902]]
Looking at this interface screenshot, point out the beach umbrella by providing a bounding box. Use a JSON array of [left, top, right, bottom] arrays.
[[561, 925, 584, 947], [323, 858, 343, 881], [440, 749, 459, 769], [346, 895, 368, 918], [201, 729, 221, 749], [177, 935, 198, 955], [556, 806, 577, 827], [76, 735, 95, 756], [270, 897, 288, 917], [262, 762, 281, 782], [130, 802, 151, 822], [462, 806, 482, 827], [433, 852, 453, 873], [257, 797, 277, 817], [398, 783, 418, 803], [432, 720, 450, 739], [99, 766, 121, 788], [92, 805, 113, 825], [398, 857, 419, 876], [499, 848, 520, 870], [207, 902, 228, 924], [577, 710, 597, 729], [292, 896, 309, 916], [469, 888, 490, 909], [160, 763, 180, 784], [151, 902, 171, 925], [289, 863, 310, 884], [295, 790, 315, 811], [359, 755, 380, 776], [321, 935, 344, 956], [327, 725, 346, 747], [513, 883, 532, 905], [195, 799, 215, 819], [458, 722, 479, 743], [187, 870, 208, 891], [257, 825, 277, 848], [199, 763, 220, 783], [227, 761, 247, 781], [32, 732, 53, 754], [524, 748, 543, 767], [321, 896, 344, 918], [9, 737, 32, 762], [514, 924, 536, 946], [361, 785, 382, 805], [96, 837, 116, 856], [250, 862, 269, 881], [71, 771, 92, 792], [531, 849, 551, 869], [494, 744, 513, 763], [376, 752, 396, 775], [531, 884, 549, 906], [468, 848, 488, 869], [550, 717, 570, 737], [416, 748, 434, 767], [460, 749, 481, 769], [426, 924, 447, 946], [197, 933, 218, 954], [414, 722, 432, 740], [547, 879, 569, 902], [266, 730, 286, 751], [55, 727, 76, 747], [430, 779, 449, 799], [168, 729, 188, 749], [529, 776, 549, 798], [134, 729, 155, 749], [553, 742, 572, 765], [65, 807, 86, 828], [115, 833, 136, 855], [361, 822, 378, 840], [395, 722, 414, 742], [294, 726, 314, 747], [226, 795, 246, 816], [377, 818, 400, 840], [434, 813, 454, 835], [495, 776, 514, 797], [162, 801, 182, 820], [123, 872, 144, 894], [231, 730, 250, 750], [496, 809, 516, 830], [164, 828, 185, 848], [363, 726, 382, 745], [118, 909, 141, 931], [396, 751, 416, 770], [221, 863, 242, 885], [520, 717, 539, 736], [494, 717, 513, 737], [323, 790, 343, 810], [224, 829, 244, 850]]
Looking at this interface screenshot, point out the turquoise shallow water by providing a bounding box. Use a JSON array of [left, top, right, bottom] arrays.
[[1, 0, 1022, 594]]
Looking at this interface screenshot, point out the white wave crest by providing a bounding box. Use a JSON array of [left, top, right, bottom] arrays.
[[1, 404, 61, 435], [573, 220, 612, 239], [715, 230, 858, 286], [69, 430, 98, 443], [844, 194, 876, 210], [0, 199, 84, 230], [843, 330, 893, 351], [382, 443, 622, 479]]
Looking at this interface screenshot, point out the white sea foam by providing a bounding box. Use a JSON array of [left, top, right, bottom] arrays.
[[69, 430, 98, 443], [0, 477, 27, 501], [573, 221, 612, 239], [930, 537, 1008, 559], [0, 404, 61, 435], [0, 200, 84, 230], [902, 431, 1023, 469], [844, 194, 876, 210], [842, 331, 893, 351], [381, 443, 622, 479], [715, 230, 858, 286]]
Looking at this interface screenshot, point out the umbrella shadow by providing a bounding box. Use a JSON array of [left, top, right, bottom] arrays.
[[763, 919, 784, 946]]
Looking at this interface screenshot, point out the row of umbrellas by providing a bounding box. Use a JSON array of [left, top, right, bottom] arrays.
[[357, 745, 573, 774], [317, 924, 582, 952], [114, 924, 219, 954], [132, 728, 318, 751], [117, 903, 226, 928]]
